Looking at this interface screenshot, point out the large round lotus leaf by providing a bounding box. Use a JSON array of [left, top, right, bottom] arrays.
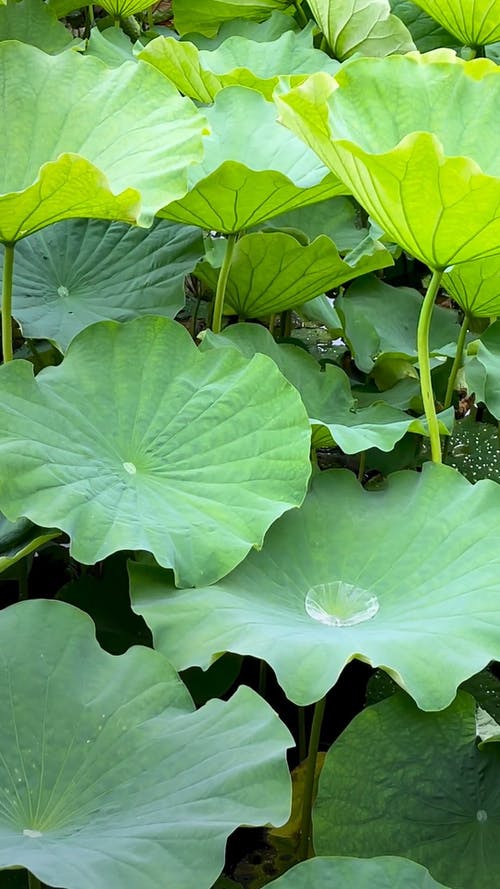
[[200, 324, 453, 452], [276, 52, 500, 269], [267, 856, 451, 888], [5, 218, 203, 351], [0, 0, 75, 52], [172, 0, 292, 37], [390, 0, 460, 51], [412, 0, 500, 45], [129, 463, 500, 708], [194, 231, 392, 318], [465, 321, 500, 419], [158, 86, 346, 233], [0, 316, 311, 587], [0, 599, 292, 889], [0, 42, 207, 243], [308, 0, 415, 59], [139, 29, 339, 103], [0, 514, 58, 573], [444, 255, 500, 318], [313, 691, 500, 888]]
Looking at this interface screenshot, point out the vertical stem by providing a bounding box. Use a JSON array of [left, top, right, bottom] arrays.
[[357, 451, 366, 483], [444, 313, 469, 410], [28, 872, 42, 889], [298, 696, 326, 860], [212, 234, 236, 335], [2, 242, 14, 363], [417, 269, 444, 464], [297, 706, 307, 763], [147, 4, 154, 29], [293, 0, 308, 27]]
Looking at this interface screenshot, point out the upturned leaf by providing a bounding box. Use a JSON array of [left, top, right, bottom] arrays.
[[412, 0, 500, 46], [172, 0, 293, 37], [444, 255, 500, 318], [308, 0, 415, 59]]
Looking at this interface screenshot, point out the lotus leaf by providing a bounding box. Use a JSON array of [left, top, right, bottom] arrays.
[[172, 0, 293, 37], [5, 218, 203, 351], [130, 463, 500, 708], [158, 86, 346, 233], [259, 196, 365, 251], [308, 0, 415, 59], [194, 231, 392, 318], [0, 0, 75, 52], [314, 691, 500, 889], [0, 42, 207, 243], [85, 26, 136, 66], [446, 420, 500, 483], [267, 856, 451, 888], [139, 28, 339, 102], [390, 0, 460, 49], [444, 255, 500, 317], [296, 294, 342, 329], [0, 599, 292, 889], [412, 0, 500, 46], [99, 0, 156, 15], [0, 316, 311, 586], [276, 52, 500, 269], [0, 515, 58, 573], [465, 321, 500, 418], [185, 9, 298, 47]]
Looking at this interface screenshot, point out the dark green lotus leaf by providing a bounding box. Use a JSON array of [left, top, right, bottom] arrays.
[[336, 275, 461, 373], [0, 0, 75, 51], [130, 463, 500, 708], [195, 232, 392, 318], [314, 691, 500, 889], [390, 0, 460, 50], [6, 218, 203, 351], [308, 0, 415, 59], [412, 0, 500, 45], [0, 599, 292, 889], [140, 27, 339, 102], [276, 53, 500, 269], [200, 324, 453, 452], [0, 514, 58, 573], [0, 42, 207, 243], [0, 316, 311, 587], [445, 419, 500, 483], [465, 321, 500, 419], [85, 25, 137, 66], [267, 856, 451, 888], [259, 196, 369, 253], [172, 0, 293, 37], [444, 255, 500, 318], [158, 86, 346, 233]]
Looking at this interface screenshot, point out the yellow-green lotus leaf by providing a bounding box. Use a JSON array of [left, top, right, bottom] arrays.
[[444, 255, 500, 318], [413, 0, 500, 46]]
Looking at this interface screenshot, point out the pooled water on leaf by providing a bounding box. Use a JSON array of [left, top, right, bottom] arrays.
[[305, 581, 379, 627]]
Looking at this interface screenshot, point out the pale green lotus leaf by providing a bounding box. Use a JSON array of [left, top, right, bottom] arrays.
[[130, 463, 500, 708], [140, 28, 339, 102], [259, 196, 367, 252], [412, 0, 500, 46], [336, 276, 461, 372], [314, 691, 500, 889], [0, 42, 207, 243], [444, 255, 500, 318], [172, 0, 293, 37], [465, 321, 500, 418], [0, 0, 76, 52], [200, 323, 453, 451], [267, 857, 451, 888], [276, 53, 500, 269], [186, 9, 298, 47], [0, 316, 311, 587], [308, 0, 415, 59], [296, 294, 342, 329], [159, 86, 346, 233], [390, 0, 460, 50], [194, 232, 392, 318], [5, 218, 203, 351], [85, 25, 137, 66], [0, 599, 292, 889], [0, 515, 58, 573]]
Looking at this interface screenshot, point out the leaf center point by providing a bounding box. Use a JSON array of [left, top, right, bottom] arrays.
[[305, 581, 379, 627]]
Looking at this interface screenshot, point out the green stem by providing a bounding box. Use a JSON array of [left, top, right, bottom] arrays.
[[2, 243, 14, 363], [147, 4, 154, 29], [293, 0, 308, 28], [444, 313, 469, 410], [417, 269, 444, 464], [297, 707, 307, 763], [298, 696, 326, 860], [212, 234, 236, 335], [28, 872, 42, 889], [357, 450, 366, 483]]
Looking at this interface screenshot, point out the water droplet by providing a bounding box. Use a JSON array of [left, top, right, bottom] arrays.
[[23, 829, 43, 838], [123, 462, 137, 475], [86, 739, 91, 744], [57, 285, 69, 299], [305, 581, 379, 628], [477, 809, 488, 823]]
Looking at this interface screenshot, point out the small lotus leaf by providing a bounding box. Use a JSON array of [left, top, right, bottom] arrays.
[[0, 0, 75, 52], [390, 0, 460, 50], [130, 463, 500, 708], [0, 599, 292, 889], [159, 86, 346, 233], [195, 231, 392, 318], [276, 53, 500, 269], [313, 691, 500, 889], [172, 0, 293, 37], [465, 321, 500, 418], [445, 420, 500, 483], [412, 0, 500, 46], [308, 0, 415, 59], [85, 26, 136, 66], [0, 515, 58, 573], [0, 42, 207, 242], [5, 218, 203, 351], [444, 255, 500, 318], [0, 316, 311, 587], [267, 856, 451, 888]]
